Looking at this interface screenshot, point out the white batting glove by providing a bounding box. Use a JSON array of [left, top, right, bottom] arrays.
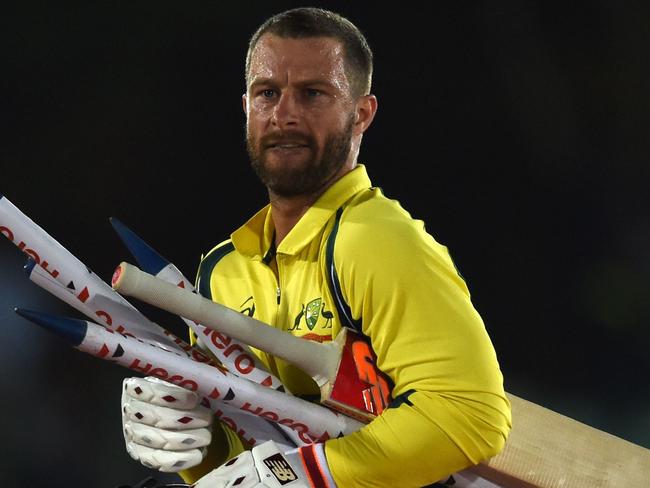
[[122, 376, 213, 472], [193, 440, 337, 488]]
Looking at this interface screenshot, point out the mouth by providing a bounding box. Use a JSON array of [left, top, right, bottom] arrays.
[[266, 142, 310, 149], [265, 143, 311, 158]]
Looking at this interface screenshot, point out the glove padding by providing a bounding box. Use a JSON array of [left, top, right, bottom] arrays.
[[122, 376, 212, 472], [194, 440, 336, 488]]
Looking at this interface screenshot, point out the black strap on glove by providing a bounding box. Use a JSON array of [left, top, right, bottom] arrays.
[[114, 476, 190, 488]]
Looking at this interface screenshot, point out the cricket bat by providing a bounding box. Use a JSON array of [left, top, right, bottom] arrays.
[[111, 262, 650, 487], [470, 392, 650, 487], [111, 261, 391, 423]]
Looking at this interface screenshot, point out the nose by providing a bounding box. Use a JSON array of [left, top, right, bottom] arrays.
[[271, 90, 300, 128]]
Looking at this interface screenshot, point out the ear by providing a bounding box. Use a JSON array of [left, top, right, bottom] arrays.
[[242, 93, 248, 115], [352, 95, 378, 136]]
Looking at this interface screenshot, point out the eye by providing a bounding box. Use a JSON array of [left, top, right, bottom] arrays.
[[255, 88, 276, 100], [305, 88, 322, 98]]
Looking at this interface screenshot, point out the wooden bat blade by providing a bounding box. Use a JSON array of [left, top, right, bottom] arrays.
[[471, 393, 650, 487]]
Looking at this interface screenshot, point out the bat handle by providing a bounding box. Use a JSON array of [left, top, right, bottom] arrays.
[[112, 261, 340, 384]]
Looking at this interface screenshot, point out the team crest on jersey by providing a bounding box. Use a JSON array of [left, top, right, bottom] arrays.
[[288, 297, 334, 331], [304, 298, 322, 330]]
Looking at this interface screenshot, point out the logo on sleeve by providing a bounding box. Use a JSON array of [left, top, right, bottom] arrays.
[[263, 454, 298, 484]]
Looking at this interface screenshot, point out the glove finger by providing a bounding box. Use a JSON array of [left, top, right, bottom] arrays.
[[123, 396, 213, 429], [124, 420, 211, 451], [127, 442, 206, 473], [123, 376, 202, 410]]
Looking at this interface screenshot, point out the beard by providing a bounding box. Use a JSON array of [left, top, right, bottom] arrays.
[[246, 115, 355, 197]]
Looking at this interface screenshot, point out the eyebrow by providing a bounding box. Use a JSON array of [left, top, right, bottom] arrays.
[[249, 77, 338, 91]]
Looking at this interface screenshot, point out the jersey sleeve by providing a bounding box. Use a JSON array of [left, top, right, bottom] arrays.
[[324, 201, 512, 487]]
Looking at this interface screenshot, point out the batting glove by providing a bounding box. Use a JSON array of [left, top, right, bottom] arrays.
[[193, 440, 337, 488], [122, 376, 213, 472]]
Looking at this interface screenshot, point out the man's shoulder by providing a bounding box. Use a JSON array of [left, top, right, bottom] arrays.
[[341, 187, 428, 239], [201, 239, 235, 262], [336, 187, 452, 264], [197, 239, 236, 275]]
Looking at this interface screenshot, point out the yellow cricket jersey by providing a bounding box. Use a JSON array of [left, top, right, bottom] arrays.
[[183, 164, 511, 487]]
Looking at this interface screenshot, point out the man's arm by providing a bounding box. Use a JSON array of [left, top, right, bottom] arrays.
[[324, 206, 511, 487]]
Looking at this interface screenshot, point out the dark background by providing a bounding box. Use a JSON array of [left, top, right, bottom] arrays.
[[1, 2, 648, 486]]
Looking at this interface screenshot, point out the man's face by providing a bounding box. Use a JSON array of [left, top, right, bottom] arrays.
[[244, 34, 357, 197]]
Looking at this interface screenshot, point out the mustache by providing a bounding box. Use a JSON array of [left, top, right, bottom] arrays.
[[260, 131, 314, 148]]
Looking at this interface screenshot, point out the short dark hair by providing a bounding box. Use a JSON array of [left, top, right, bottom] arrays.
[[245, 7, 373, 98]]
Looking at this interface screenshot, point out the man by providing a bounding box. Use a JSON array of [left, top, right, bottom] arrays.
[[120, 7, 511, 487]]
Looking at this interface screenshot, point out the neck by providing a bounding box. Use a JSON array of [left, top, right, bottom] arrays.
[[269, 162, 356, 246], [268, 193, 317, 246]]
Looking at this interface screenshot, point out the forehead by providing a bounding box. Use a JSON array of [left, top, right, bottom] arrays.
[[248, 34, 349, 89]]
